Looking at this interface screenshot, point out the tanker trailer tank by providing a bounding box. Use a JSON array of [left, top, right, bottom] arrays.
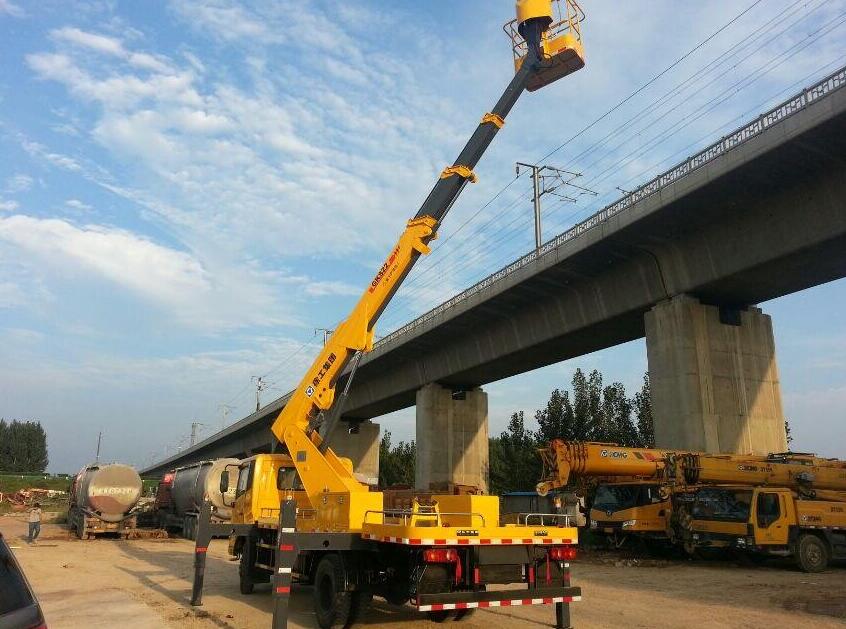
[[68, 463, 142, 539], [159, 458, 239, 540]]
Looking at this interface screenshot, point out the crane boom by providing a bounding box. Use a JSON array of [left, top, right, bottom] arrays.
[[269, 4, 585, 506], [536, 440, 693, 495], [670, 452, 846, 494]]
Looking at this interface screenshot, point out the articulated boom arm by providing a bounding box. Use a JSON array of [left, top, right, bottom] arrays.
[[269, 4, 578, 505]]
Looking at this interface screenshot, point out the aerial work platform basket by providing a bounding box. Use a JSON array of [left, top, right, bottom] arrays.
[[505, 0, 586, 91]]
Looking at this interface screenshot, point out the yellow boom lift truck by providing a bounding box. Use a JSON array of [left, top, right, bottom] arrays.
[[668, 452, 846, 571], [190, 2, 587, 627], [537, 440, 698, 549]]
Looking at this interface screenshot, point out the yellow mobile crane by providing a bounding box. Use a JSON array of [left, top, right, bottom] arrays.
[[191, 3, 587, 628], [537, 440, 696, 547], [669, 453, 846, 571]]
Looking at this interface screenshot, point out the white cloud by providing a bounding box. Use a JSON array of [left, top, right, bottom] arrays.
[[0, 214, 210, 305], [20, 138, 81, 171], [65, 198, 92, 211], [171, 0, 277, 43], [0, 0, 23, 17], [303, 280, 360, 298], [52, 27, 125, 56], [0, 199, 19, 211], [0, 281, 27, 307], [5, 174, 33, 193]]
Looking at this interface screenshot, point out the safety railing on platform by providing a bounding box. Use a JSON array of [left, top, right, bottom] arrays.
[[504, 0, 585, 61], [375, 65, 846, 349]]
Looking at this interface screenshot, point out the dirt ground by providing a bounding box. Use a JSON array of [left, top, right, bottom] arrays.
[[2, 515, 844, 629]]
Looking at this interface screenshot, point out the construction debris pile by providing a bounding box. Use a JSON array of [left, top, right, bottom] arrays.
[[0, 488, 67, 511]]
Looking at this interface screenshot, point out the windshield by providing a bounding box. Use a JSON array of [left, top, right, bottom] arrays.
[[692, 488, 753, 522], [236, 463, 253, 496], [593, 484, 662, 512]]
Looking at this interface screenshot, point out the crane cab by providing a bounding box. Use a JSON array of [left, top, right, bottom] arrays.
[[505, 0, 585, 91]]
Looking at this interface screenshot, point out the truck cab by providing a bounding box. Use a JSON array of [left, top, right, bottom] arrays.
[[589, 481, 671, 545], [232, 454, 309, 527]]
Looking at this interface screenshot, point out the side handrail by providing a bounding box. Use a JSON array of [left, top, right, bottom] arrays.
[[519, 512, 573, 527], [363, 509, 487, 528]]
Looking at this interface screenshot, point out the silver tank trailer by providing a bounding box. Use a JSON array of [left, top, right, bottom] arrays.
[[171, 458, 239, 519], [72, 463, 142, 522]]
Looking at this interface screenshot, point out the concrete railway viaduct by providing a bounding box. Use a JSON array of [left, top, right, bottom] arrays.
[[143, 68, 846, 490]]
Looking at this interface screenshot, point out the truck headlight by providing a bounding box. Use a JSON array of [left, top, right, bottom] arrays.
[[590, 521, 598, 529], [692, 533, 700, 540], [622, 520, 636, 528]]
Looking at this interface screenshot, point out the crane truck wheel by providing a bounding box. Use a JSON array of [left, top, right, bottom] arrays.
[[314, 554, 354, 629], [795, 534, 829, 573], [239, 538, 256, 595]]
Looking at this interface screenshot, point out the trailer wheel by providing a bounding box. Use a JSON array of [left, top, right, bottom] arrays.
[[239, 538, 256, 595], [795, 534, 829, 573], [313, 554, 353, 629]]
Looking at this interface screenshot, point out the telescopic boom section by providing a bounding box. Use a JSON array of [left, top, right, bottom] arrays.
[[536, 440, 687, 496], [671, 453, 846, 494], [269, 1, 585, 504]]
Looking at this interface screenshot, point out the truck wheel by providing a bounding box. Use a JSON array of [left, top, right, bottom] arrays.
[[349, 589, 373, 623], [795, 534, 829, 573], [313, 554, 353, 629], [427, 610, 455, 622], [239, 539, 256, 595]]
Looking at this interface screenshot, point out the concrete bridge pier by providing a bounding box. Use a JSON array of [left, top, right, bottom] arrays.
[[324, 420, 380, 486], [645, 294, 788, 455], [415, 383, 489, 493]]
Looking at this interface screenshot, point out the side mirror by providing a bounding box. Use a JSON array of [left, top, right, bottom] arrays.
[[219, 471, 229, 495]]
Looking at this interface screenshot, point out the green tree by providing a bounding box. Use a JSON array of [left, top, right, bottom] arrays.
[[378, 431, 416, 487], [0, 419, 48, 473], [634, 373, 654, 447], [600, 382, 639, 446], [489, 411, 540, 495]]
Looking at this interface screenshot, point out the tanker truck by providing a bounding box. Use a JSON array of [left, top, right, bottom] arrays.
[[68, 463, 142, 539], [155, 458, 239, 540]]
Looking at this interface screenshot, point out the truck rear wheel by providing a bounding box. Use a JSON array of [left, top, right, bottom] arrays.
[[795, 534, 829, 573], [314, 554, 353, 629]]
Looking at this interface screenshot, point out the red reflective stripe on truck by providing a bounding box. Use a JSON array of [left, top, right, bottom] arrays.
[[195, 547, 207, 553], [279, 544, 294, 551], [276, 586, 290, 594]]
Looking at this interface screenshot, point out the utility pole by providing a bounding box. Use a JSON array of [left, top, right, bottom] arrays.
[[252, 376, 269, 412], [314, 327, 334, 345], [516, 162, 596, 251], [218, 403, 233, 430], [95, 430, 102, 463], [190, 421, 205, 447]]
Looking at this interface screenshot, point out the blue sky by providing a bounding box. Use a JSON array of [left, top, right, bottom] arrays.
[[1, 0, 844, 472]]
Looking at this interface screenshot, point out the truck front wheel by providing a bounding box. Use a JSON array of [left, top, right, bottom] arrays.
[[239, 538, 256, 594], [314, 554, 353, 629], [795, 534, 829, 573]]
